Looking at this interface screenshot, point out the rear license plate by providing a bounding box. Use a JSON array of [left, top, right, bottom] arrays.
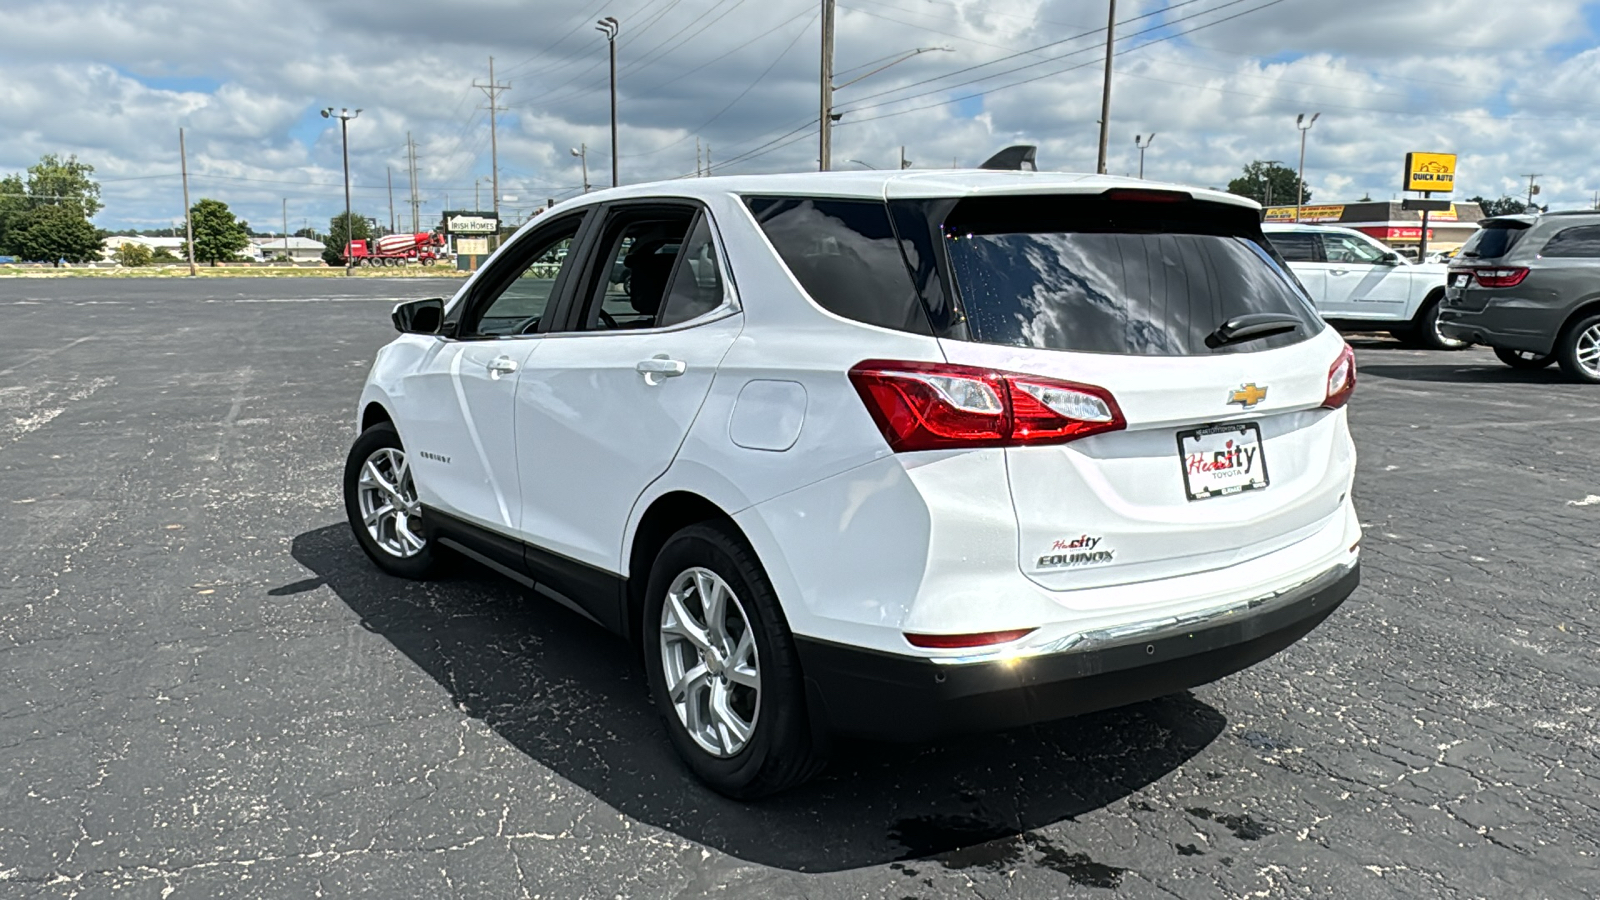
[[1178, 423, 1269, 501], [1449, 272, 1471, 287]]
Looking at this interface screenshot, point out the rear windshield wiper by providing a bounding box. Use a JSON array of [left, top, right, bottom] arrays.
[[1205, 313, 1302, 349]]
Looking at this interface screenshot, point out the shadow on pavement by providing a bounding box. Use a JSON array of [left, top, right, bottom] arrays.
[[1359, 362, 1574, 385], [285, 524, 1226, 874]]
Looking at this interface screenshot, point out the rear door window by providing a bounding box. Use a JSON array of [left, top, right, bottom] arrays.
[[939, 196, 1320, 356], [1266, 231, 1320, 262], [1540, 224, 1600, 258]]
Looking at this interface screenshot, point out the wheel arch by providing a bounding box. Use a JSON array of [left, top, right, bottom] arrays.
[[625, 490, 743, 648], [1557, 297, 1600, 343], [360, 401, 394, 432]]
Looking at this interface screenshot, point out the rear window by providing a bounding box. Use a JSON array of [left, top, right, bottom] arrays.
[[941, 196, 1320, 356], [1460, 222, 1529, 259]]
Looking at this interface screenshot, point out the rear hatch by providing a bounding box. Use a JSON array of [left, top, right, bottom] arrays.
[[922, 191, 1353, 591], [1448, 217, 1533, 307]]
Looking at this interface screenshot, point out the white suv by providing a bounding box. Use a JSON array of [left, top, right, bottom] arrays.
[[346, 171, 1362, 797]]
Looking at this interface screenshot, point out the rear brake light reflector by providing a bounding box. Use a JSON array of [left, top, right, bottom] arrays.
[[1472, 267, 1529, 288], [905, 628, 1036, 649], [1322, 344, 1356, 409], [848, 360, 1127, 452]]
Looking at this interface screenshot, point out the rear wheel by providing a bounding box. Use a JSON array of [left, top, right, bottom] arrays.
[[1494, 346, 1556, 370], [1556, 314, 1600, 384], [1403, 292, 1467, 351], [343, 423, 442, 579], [643, 523, 824, 798]]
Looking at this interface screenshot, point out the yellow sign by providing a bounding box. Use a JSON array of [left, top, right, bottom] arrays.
[[1405, 152, 1456, 193], [1264, 205, 1345, 223]]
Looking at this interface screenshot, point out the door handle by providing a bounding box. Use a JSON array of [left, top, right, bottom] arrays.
[[1329, 268, 1350, 276], [486, 355, 519, 377], [636, 355, 686, 384]]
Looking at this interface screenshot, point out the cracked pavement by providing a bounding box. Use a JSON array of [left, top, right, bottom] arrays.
[[0, 279, 1596, 898]]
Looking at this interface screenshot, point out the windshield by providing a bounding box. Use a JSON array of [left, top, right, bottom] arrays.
[[939, 196, 1321, 356], [1460, 222, 1529, 259]]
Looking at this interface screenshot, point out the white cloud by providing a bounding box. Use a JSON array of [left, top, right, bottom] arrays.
[[0, 0, 1596, 229]]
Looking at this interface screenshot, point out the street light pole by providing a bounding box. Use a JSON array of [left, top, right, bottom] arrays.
[[321, 107, 361, 275], [1295, 112, 1319, 222], [597, 17, 620, 187], [1096, 0, 1117, 174], [822, 42, 950, 172], [1134, 133, 1155, 179], [571, 145, 590, 193]]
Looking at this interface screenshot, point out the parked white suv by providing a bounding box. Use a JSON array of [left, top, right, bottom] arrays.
[[1263, 223, 1462, 350], [345, 172, 1362, 797]]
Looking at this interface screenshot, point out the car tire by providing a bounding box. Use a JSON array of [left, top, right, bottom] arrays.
[[1556, 314, 1600, 384], [1404, 292, 1468, 351], [1494, 346, 1556, 370], [643, 522, 825, 799], [342, 422, 443, 579]]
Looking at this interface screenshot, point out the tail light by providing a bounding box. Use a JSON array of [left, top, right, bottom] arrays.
[[1322, 344, 1356, 409], [848, 360, 1125, 452], [1473, 267, 1529, 288]]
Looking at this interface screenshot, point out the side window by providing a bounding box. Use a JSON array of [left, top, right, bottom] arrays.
[[657, 215, 726, 327], [745, 196, 927, 334], [1322, 233, 1387, 264], [1541, 225, 1600, 258], [462, 217, 583, 337], [1268, 232, 1320, 262], [576, 209, 695, 331]]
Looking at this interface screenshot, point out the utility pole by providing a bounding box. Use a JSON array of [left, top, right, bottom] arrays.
[[1521, 174, 1542, 210], [697, 138, 702, 177], [179, 127, 196, 277], [282, 198, 288, 259], [322, 107, 361, 275], [1295, 112, 1319, 222], [900, 145, 910, 169], [1096, 0, 1116, 174], [596, 18, 620, 187], [819, 0, 836, 171], [1134, 133, 1155, 179], [705, 145, 711, 176], [474, 58, 510, 238], [386, 167, 396, 234], [406, 133, 420, 232], [571, 145, 590, 192]]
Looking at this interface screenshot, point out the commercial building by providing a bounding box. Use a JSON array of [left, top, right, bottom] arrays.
[[101, 235, 186, 260], [249, 236, 325, 263], [1262, 201, 1488, 253]]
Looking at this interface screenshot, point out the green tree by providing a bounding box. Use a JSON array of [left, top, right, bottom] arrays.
[[322, 211, 373, 266], [189, 198, 251, 266], [1227, 161, 1310, 207], [25, 154, 102, 219], [112, 242, 154, 266], [0, 175, 27, 255], [7, 205, 103, 265], [1466, 195, 1528, 217], [151, 246, 179, 263]]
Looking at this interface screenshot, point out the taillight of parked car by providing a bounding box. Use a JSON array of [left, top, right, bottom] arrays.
[[848, 360, 1126, 452], [1322, 344, 1356, 409], [1473, 267, 1530, 288]]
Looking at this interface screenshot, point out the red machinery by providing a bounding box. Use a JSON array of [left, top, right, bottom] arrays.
[[343, 232, 447, 266]]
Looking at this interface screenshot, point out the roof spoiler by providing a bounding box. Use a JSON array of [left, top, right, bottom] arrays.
[[979, 145, 1037, 171]]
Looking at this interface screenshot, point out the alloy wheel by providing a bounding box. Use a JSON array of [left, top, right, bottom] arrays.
[[1576, 323, 1600, 379], [658, 567, 760, 757], [356, 447, 425, 558]]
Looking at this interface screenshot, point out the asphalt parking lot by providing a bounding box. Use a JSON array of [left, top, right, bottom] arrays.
[[1, 277, 1596, 898]]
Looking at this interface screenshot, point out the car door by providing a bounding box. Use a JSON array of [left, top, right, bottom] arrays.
[[1318, 231, 1409, 320], [513, 203, 741, 604], [400, 211, 591, 536]]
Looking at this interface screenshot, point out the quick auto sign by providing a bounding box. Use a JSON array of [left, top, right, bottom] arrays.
[[1404, 152, 1457, 193]]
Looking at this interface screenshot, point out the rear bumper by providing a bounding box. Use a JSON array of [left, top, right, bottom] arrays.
[[1439, 292, 1561, 354], [796, 560, 1358, 742]]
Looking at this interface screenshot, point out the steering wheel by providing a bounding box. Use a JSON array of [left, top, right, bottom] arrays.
[[512, 316, 540, 334], [598, 309, 618, 329]]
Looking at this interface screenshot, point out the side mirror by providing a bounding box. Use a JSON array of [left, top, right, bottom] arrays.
[[392, 297, 445, 334], [1380, 254, 1405, 266]]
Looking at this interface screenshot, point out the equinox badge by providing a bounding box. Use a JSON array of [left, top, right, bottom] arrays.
[[1228, 384, 1268, 409]]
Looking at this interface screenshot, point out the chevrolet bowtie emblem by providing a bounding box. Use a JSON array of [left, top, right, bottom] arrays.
[[1228, 384, 1268, 408]]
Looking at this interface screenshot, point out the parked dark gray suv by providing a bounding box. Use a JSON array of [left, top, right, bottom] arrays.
[[1440, 211, 1600, 382]]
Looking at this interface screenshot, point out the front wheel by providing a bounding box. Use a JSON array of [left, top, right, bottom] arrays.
[[1494, 346, 1556, 370], [342, 423, 442, 579], [1556, 314, 1600, 384], [643, 523, 825, 798], [1405, 293, 1468, 351]]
